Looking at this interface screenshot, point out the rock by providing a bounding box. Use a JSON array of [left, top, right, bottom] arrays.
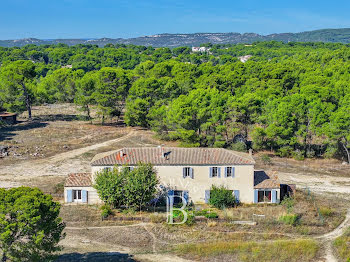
[[0, 145, 9, 154], [342, 161, 349, 165]]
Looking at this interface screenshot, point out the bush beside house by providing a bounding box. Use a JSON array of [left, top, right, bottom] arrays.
[[94, 163, 159, 211]]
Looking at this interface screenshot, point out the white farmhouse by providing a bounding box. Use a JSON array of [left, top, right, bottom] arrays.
[[64, 147, 281, 205]]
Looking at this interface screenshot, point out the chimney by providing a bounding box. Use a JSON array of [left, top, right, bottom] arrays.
[[119, 150, 123, 158], [249, 149, 253, 156]]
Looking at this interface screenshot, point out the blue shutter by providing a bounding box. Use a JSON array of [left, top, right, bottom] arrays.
[[232, 167, 235, 178], [233, 190, 240, 203], [271, 190, 277, 203], [224, 167, 227, 177], [183, 168, 186, 178], [67, 189, 73, 203], [130, 166, 134, 171], [254, 190, 258, 203], [190, 168, 194, 179], [218, 167, 221, 178], [209, 167, 212, 178], [205, 190, 210, 204], [183, 191, 189, 205], [82, 190, 88, 203], [167, 190, 174, 206]]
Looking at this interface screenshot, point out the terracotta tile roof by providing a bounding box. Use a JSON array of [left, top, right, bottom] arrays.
[[91, 147, 255, 166], [254, 170, 280, 189], [65, 173, 92, 187]]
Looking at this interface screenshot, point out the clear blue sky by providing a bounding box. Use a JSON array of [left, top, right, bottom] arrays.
[[0, 0, 349, 40]]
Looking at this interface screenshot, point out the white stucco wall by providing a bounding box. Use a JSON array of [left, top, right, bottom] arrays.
[[64, 186, 102, 205], [92, 164, 255, 204]]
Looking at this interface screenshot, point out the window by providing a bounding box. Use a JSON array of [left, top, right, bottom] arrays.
[[73, 190, 82, 201], [183, 167, 193, 178], [258, 190, 272, 203], [183, 167, 190, 177], [212, 167, 218, 177], [226, 167, 233, 177], [103, 167, 112, 172], [171, 190, 189, 205], [123, 166, 133, 172]]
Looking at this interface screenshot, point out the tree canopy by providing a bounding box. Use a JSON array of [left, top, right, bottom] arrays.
[[1, 42, 350, 162], [0, 187, 65, 262]]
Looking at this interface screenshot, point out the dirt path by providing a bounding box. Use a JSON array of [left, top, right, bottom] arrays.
[[63, 222, 192, 262], [314, 209, 350, 262], [0, 131, 136, 180], [275, 171, 350, 198]]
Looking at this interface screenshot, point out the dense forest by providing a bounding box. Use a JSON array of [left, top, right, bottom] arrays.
[[0, 41, 350, 163]]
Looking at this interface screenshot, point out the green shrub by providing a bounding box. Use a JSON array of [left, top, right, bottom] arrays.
[[54, 182, 64, 194], [229, 142, 247, 152], [276, 146, 293, 157], [279, 214, 299, 226], [261, 154, 272, 165], [324, 145, 338, 159], [292, 150, 305, 161], [122, 208, 136, 215], [281, 197, 295, 213], [205, 212, 218, 219], [194, 209, 209, 216], [209, 185, 236, 209], [171, 209, 195, 225], [100, 205, 113, 219], [306, 149, 316, 158], [319, 207, 334, 217]]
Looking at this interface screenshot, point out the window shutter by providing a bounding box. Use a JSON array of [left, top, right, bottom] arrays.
[[205, 190, 210, 204], [82, 190, 88, 203], [233, 190, 240, 203], [224, 167, 227, 177], [67, 189, 73, 203], [183, 168, 186, 178], [271, 190, 277, 203], [218, 167, 221, 178], [209, 167, 212, 178], [130, 166, 134, 171], [232, 167, 235, 178], [190, 168, 194, 179], [167, 190, 174, 207], [183, 191, 189, 205], [254, 190, 258, 204]]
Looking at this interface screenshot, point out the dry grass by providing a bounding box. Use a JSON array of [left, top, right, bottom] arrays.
[[1, 104, 129, 165], [333, 227, 350, 262], [255, 151, 350, 178], [175, 239, 319, 262]]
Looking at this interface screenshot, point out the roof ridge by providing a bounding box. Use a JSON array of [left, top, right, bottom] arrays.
[[223, 148, 255, 163], [91, 146, 255, 166]]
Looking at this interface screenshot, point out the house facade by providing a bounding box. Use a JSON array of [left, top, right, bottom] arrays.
[[64, 147, 281, 205]]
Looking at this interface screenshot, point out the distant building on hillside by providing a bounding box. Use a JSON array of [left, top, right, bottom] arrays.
[[238, 55, 252, 63], [192, 46, 210, 53]]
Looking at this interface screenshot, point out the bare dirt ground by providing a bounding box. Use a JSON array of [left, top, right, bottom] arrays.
[[1, 104, 350, 261]]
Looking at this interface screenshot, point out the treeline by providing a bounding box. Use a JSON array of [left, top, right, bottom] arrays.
[[0, 42, 350, 163]]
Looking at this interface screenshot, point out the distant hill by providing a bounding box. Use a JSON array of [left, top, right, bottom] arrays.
[[2, 28, 350, 48]]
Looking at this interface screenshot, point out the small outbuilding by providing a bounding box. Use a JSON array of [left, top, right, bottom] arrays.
[[64, 173, 102, 204], [0, 112, 17, 125]]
